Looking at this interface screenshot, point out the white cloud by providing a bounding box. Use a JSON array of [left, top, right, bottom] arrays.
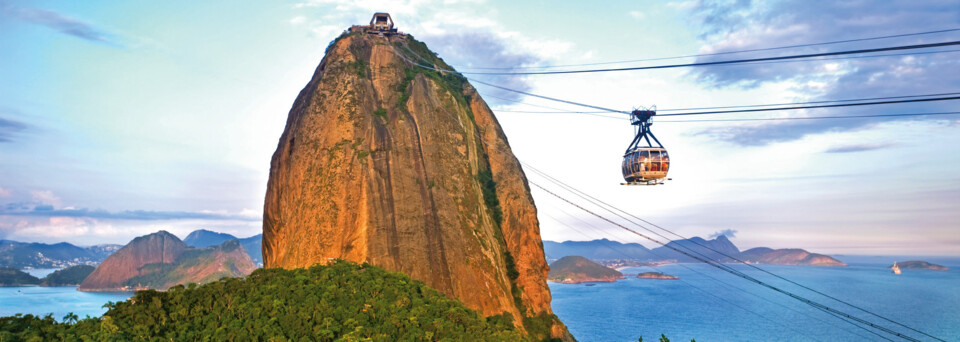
[[0, 186, 10, 197], [629, 11, 645, 20], [289, 16, 307, 25], [30, 189, 61, 208]]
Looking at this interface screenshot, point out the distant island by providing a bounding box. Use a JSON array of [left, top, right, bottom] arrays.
[[892, 260, 949, 271], [739, 248, 845, 266], [0, 265, 94, 286], [637, 272, 678, 280], [548, 256, 624, 284], [544, 236, 846, 267]]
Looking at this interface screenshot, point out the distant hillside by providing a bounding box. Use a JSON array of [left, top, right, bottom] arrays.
[[0, 240, 120, 269], [183, 229, 237, 248], [543, 239, 651, 261], [740, 248, 845, 266], [182, 230, 262, 266], [0, 267, 40, 286], [894, 260, 948, 271], [41, 265, 95, 286], [544, 236, 845, 267], [238, 234, 262, 266], [650, 235, 741, 263], [0, 261, 524, 341], [80, 231, 256, 291], [548, 256, 623, 284]]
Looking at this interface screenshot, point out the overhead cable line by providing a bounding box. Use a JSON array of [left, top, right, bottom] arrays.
[[493, 110, 960, 123], [657, 111, 960, 123], [542, 206, 885, 342], [398, 42, 943, 340], [490, 91, 960, 116], [397, 45, 960, 121], [522, 163, 946, 342], [458, 28, 960, 70], [542, 212, 862, 342], [469, 78, 631, 113], [529, 180, 920, 341], [657, 96, 960, 116], [658, 91, 960, 112], [392, 46, 632, 114], [443, 40, 960, 75]]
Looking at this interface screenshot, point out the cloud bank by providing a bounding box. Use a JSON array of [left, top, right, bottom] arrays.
[[0, 1, 123, 46], [687, 0, 960, 145]]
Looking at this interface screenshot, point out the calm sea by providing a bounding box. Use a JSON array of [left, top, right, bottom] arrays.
[[0, 286, 131, 320], [2, 259, 958, 341], [550, 259, 960, 342]]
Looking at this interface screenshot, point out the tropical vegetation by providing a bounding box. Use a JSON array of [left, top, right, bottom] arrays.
[[0, 260, 525, 341]]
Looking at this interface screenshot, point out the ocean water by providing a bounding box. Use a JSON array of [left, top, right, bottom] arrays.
[[0, 286, 131, 320], [549, 261, 960, 342]]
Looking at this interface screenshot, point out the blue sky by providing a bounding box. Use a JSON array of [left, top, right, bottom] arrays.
[[1, 0, 958, 255]]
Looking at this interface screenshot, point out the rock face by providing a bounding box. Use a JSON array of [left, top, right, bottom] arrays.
[[894, 260, 949, 271], [262, 30, 568, 339], [547, 256, 624, 284], [79, 231, 256, 291], [740, 248, 846, 266]]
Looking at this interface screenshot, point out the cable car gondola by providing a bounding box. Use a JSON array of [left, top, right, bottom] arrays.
[[621, 108, 670, 185]]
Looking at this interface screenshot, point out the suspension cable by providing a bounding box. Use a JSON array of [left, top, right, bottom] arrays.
[[530, 180, 921, 341], [658, 96, 960, 116], [436, 40, 960, 75], [523, 163, 947, 342], [456, 28, 960, 70]]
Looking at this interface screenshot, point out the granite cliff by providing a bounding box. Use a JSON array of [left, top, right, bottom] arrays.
[[262, 29, 569, 339]]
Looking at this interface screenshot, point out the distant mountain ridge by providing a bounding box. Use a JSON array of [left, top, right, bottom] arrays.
[[650, 235, 741, 263], [182, 229, 262, 266], [79, 231, 256, 291], [544, 236, 845, 266], [0, 239, 120, 269], [183, 229, 237, 248], [542, 239, 650, 262]]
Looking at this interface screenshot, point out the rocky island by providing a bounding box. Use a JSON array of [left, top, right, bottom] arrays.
[[637, 272, 679, 280], [892, 260, 949, 271], [548, 256, 624, 284], [737, 248, 846, 266]]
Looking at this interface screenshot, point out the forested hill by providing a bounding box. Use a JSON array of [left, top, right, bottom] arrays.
[[0, 261, 525, 341]]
